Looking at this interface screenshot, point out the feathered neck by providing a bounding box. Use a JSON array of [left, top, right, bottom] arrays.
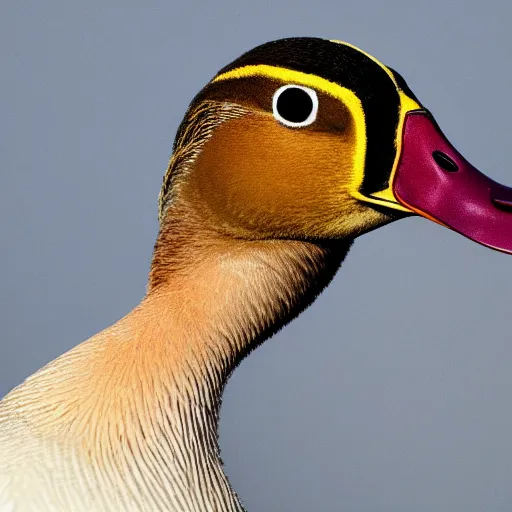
[[5, 203, 350, 511]]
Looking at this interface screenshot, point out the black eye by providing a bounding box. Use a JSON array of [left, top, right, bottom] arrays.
[[272, 85, 318, 127]]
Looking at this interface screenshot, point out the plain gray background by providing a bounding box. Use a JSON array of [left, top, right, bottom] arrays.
[[2, 1, 512, 511]]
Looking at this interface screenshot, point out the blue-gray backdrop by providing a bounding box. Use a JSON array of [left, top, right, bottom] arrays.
[[2, 2, 512, 511]]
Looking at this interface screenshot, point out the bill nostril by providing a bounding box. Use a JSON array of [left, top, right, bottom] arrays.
[[492, 197, 512, 212], [433, 150, 459, 172]]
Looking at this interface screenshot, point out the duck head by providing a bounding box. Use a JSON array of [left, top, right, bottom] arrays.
[[158, 37, 512, 255]]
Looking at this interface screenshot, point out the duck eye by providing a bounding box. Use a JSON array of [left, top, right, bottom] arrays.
[[272, 85, 318, 127]]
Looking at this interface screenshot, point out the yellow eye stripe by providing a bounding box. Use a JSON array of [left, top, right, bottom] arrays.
[[213, 61, 420, 213], [213, 64, 367, 198], [331, 40, 421, 209]]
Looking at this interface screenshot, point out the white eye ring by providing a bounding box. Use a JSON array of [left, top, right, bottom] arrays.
[[272, 84, 319, 128]]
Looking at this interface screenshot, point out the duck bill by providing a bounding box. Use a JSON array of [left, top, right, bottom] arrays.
[[391, 110, 512, 254]]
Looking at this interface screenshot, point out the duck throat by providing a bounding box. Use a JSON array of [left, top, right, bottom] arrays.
[[148, 204, 352, 381]]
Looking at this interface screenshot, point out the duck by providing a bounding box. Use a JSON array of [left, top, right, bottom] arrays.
[[1, 36, 512, 512]]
